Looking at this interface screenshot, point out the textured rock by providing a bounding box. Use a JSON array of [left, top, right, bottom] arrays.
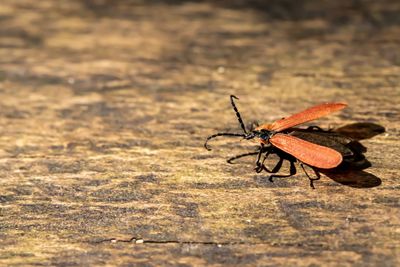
[[0, 0, 399, 266]]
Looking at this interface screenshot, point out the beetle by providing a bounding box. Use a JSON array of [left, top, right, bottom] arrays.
[[204, 95, 348, 188], [232, 127, 367, 188]]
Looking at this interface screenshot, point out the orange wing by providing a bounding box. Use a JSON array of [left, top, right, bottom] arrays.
[[258, 103, 347, 132], [269, 133, 342, 169]]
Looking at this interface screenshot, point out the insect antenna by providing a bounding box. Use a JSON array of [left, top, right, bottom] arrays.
[[204, 132, 246, 151], [230, 95, 247, 134], [204, 95, 249, 151]]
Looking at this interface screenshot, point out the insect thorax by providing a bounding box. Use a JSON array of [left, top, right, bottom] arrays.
[[252, 129, 275, 143]]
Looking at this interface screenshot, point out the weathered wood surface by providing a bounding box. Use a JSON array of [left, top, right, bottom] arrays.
[[0, 1, 399, 266]]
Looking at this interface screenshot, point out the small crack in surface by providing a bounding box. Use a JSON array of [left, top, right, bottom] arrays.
[[91, 237, 252, 245], [89, 237, 307, 247]]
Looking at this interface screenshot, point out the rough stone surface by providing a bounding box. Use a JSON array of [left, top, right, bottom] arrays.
[[0, 1, 399, 266]]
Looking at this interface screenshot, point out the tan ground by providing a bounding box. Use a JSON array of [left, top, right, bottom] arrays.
[[0, 1, 399, 266]]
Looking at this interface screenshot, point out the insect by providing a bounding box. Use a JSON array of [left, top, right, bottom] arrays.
[[204, 95, 348, 188], [236, 127, 366, 188]]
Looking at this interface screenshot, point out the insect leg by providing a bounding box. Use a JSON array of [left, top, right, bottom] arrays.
[[255, 145, 272, 173], [256, 152, 283, 174], [227, 151, 259, 164], [230, 95, 247, 134], [268, 159, 297, 183], [254, 144, 264, 167], [248, 120, 259, 131], [299, 163, 321, 189]]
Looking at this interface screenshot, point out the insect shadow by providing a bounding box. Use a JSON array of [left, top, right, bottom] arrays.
[[320, 122, 385, 188]]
